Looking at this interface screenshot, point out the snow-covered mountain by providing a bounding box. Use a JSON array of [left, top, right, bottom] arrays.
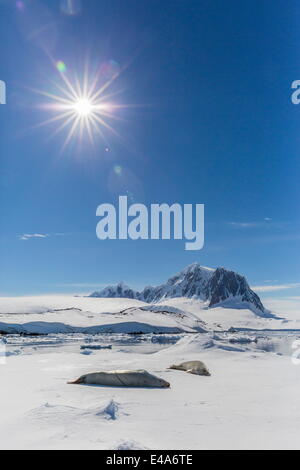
[[89, 263, 266, 314], [91, 283, 137, 300]]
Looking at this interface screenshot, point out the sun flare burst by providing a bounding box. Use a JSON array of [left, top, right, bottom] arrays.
[[33, 60, 128, 150], [73, 98, 93, 116]]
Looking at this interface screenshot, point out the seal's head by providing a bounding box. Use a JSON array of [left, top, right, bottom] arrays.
[[67, 375, 87, 385], [142, 371, 170, 388], [159, 378, 170, 388], [202, 368, 211, 377]]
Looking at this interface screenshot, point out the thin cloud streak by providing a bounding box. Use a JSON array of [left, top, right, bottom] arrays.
[[229, 222, 265, 228], [18, 233, 66, 241], [18, 233, 49, 241], [228, 220, 289, 229], [251, 283, 300, 293]]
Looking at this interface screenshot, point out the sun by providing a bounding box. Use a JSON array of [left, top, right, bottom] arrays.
[[73, 98, 93, 116], [33, 60, 128, 149]]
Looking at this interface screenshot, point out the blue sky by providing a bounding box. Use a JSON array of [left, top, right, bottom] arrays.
[[0, 0, 299, 297]]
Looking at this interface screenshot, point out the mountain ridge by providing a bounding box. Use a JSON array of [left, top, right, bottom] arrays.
[[89, 263, 267, 315]]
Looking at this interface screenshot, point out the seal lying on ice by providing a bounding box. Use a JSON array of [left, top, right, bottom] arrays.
[[168, 360, 211, 376], [68, 369, 170, 388]]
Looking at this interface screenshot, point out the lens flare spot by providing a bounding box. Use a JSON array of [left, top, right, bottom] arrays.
[[60, 0, 81, 16], [114, 165, 122, 175], [56, 61, 67, 73], [100, 60, 120, 80], [16, 1, 25, 10], [126, 190, 135, 203]]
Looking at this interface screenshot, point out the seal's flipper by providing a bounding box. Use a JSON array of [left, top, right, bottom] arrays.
[[186, 369, 197, 375]]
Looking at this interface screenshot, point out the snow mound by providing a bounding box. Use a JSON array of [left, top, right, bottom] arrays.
[[96, 400, 119, 420], [0, 319, 198, 335], [113, 440, 148, 450], [30, 399, 120, 423], [160, 333, 216, 354], [158, 332, 251, 356], [5, 349, 22, 357]]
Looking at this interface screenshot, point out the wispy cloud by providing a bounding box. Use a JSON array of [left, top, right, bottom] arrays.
[[227, 218, 293, 229], [251, 283, 300, 292], [18, 233, 50, 241], [280, 296, 300, 300], [18, 232, 66, 241], [229, 222, 264, 228], [228, 218, 276, 229]]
